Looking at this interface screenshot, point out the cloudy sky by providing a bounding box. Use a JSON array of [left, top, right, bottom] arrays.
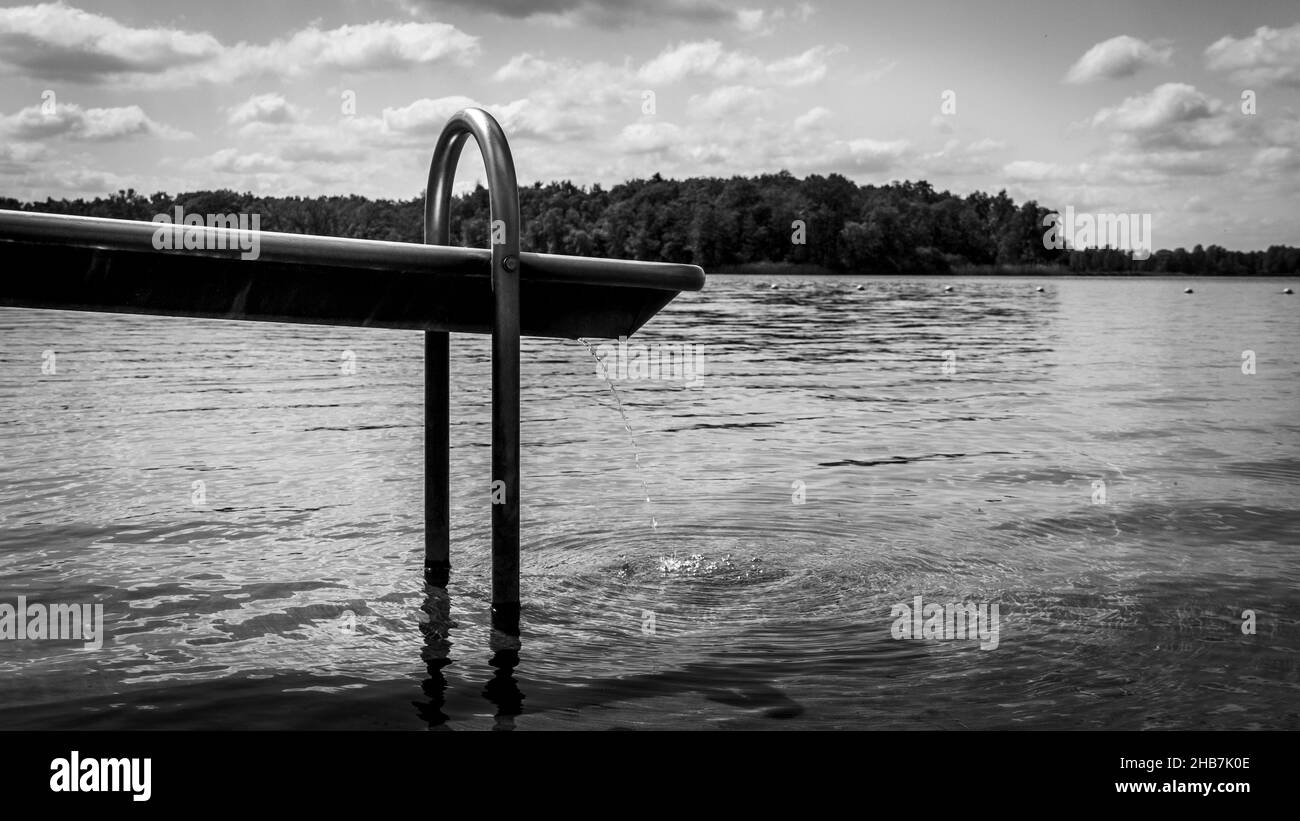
[[0, 0, 1297, 250]]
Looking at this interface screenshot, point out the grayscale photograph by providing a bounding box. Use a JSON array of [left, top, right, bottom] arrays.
[[0, 0, 1294, 773]]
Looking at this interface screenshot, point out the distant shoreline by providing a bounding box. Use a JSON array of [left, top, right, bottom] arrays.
[[709, 262, 1297, 278]]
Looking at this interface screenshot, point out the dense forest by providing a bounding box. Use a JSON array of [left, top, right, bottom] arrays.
[[4, 174, 1297, 275]]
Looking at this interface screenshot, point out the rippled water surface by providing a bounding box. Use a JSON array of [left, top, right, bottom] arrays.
[[0, 276, 1296, 729]]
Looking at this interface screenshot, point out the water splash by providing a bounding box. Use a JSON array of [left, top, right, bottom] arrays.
[[659, 553, 725, 575], [578, 339, 660, 534]]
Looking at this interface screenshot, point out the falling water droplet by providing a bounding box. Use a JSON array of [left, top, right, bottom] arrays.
[[579, 338, 661, 533]]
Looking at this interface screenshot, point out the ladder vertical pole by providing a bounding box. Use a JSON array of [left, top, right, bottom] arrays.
[[491, 232, 521, 638], [424, 330, 450, 587]]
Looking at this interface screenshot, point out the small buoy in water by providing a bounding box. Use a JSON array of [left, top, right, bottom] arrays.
[[943, 285, 954, 292], [855, 284, 864, 291], [1285, 287, 1294, 294], [1035, 286, 1044, 292], [770, 283, 778, 289], [1184, 287, 1194, 294]]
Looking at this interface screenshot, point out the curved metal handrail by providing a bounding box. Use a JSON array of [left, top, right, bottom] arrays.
[[424, 108, 520, 279]]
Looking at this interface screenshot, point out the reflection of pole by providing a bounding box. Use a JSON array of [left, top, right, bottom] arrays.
[[425, 108, 521, 638], [483, 649, 523, 731], [417, 586, 454, 730]]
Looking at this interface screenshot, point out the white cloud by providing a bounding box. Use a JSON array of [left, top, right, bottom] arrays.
[[0, 102, 190, 141], [736, 8, 768, 34], [857, 58, 898, 83], [492, 52, 556, 83], [0, 4, 480, 86], [488, 44, 841, 151], [1070, 84, 1248, 183], [638, 40, 755, 85], [1090, 83, 1219, 132], [964, 138, 1007, 154], [636, 40, 838, 87], [1003, 160, 1065, 181], [1260, 113, 1300, 148], [0, 140, 48, 169], [687, 85, 769, 118], [917, 138, 1007, 177], [0, 2, 221, 80], [1205, 23, 1300, 87], [1251, 146, 1300, 172], [241, 21, 479, 76], [378, 92, 605, 144], [735, 5, 814, 36], [616, 121, 683, 154], [403, 0, 736, 29], [1064, 34, 1173, 83], [1097, 147, 1227, 178], [208, 148, 290, 174], [382, 96, 482, 137], [766, 45, 840, 86], [228, 93, 304, 127], [928, 113, 955, 135], [793, 106, 831, 130], [840, 137, 908, 171], [494, 96, 605, 141], [0, 162, 123, 200]]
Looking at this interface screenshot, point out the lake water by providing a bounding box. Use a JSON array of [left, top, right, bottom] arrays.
[[0, 275, 1296, 730]]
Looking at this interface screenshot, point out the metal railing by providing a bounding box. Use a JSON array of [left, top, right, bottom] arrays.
[[422, 109, 522, 636]]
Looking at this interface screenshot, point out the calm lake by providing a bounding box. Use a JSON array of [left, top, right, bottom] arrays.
[[0, 275, 1296, 729]]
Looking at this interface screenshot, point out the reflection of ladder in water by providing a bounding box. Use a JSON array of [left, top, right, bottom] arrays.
[[0, 107, 705, 639]]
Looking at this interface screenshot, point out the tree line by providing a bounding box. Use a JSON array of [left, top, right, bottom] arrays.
[[3, 174, 1296, 275]]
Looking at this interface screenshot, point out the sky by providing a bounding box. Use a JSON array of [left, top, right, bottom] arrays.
[[0, 0, 1297, 250]]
